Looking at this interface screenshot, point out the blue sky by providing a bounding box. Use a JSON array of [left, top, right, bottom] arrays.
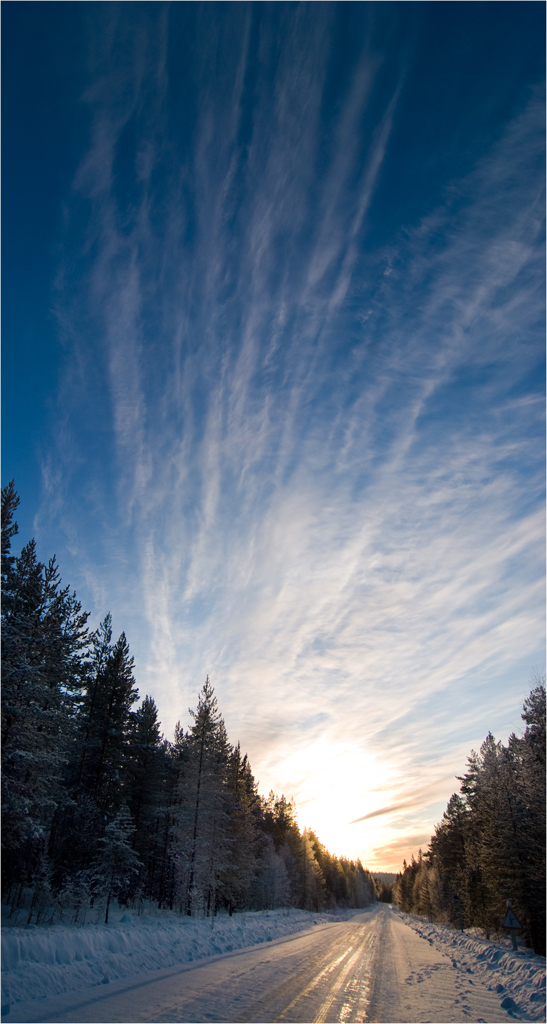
[[3, 2, 545, 870]]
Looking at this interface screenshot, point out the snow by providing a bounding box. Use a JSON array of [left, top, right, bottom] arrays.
[[2, 904, 545, 1023], [1, 905, 354, 1017], [394, 908, 546, 1023]]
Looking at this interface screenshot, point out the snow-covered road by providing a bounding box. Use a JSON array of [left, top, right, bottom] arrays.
[[7, 903, 541, 1023], [369, 906, 516, 1023]]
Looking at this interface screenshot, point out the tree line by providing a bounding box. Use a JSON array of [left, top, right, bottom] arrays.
[[393, 684, 545, 955], [1, 482, 374, 924]]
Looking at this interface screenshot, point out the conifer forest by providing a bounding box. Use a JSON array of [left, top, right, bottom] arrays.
[[1, 482, 375, 926], [2, 482, 544, 959], [393, 685, 546, 955]]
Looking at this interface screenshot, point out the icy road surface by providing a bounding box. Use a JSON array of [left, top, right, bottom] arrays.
[[6, 904, 535, 1023]]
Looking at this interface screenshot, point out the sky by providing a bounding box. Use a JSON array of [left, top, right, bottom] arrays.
[[2, 1, 545, 872]]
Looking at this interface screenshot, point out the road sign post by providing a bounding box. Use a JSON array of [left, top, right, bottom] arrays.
[[502, 901, 521, 951]]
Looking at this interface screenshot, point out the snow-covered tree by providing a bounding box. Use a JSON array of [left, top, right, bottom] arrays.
[[93, 806, 142, 923]]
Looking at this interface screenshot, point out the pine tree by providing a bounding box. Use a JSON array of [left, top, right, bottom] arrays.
[[261, 793, 301, 855], [1, 485, 91, 897], [298, 829, 326, 911], [222, 743, 260, 913], [174, 679, 231, 916], [56, 620, 139, 881], [252, 838, 290, 909], [428, 793, 467, 926], [397, 686, 546, 954], [459, 733, 532, 939], [128, 696, 163, 834], [513, 683, 545, 954], [154, 722, 188, 911], [1, 480, 19, 570], [74, 623, 139, 812], [127, 696, 171, 899], [93, 806, 142, 923]]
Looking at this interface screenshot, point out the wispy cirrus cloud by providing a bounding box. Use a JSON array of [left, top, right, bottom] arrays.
[[37, 6, 544, 870], [350, 776, 456, 824]]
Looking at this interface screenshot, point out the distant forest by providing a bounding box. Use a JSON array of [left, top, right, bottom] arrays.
[[393, 685, 546, 956], [1, 482, 375, 925]]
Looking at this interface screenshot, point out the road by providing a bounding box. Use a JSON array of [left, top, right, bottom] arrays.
[[14, 905, 513, 1023]]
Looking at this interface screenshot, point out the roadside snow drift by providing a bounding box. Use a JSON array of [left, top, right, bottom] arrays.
[[396, 909, 546, 1023]]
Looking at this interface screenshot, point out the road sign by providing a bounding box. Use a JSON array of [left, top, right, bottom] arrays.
[[502, 905, 521, 929]]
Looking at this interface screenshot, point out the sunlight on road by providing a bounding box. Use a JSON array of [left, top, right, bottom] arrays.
[[9, 904, 523, 1024]]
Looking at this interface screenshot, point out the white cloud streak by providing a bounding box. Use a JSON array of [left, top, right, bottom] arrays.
[[40, 10, 544, 870]]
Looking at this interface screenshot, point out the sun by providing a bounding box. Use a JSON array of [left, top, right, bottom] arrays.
[[268, 736, 397, 866]]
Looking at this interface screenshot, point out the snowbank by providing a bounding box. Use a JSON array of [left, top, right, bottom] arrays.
[[1, 906, 354, 1015], [395, 908, 546, 1023]]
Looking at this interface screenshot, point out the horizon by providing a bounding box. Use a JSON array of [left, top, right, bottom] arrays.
[[2, 2, 545, 874]]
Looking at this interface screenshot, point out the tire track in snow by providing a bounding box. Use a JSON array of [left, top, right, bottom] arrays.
[[276, 926, 374, 1022], [313, 926, 377, 1023], [236, 917, 378, 1023]]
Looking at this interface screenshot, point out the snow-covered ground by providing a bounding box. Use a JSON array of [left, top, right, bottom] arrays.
[[395, 908, 546, 1023], [1, 905, 353, 1018], [2, 904, 545, 1022]]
